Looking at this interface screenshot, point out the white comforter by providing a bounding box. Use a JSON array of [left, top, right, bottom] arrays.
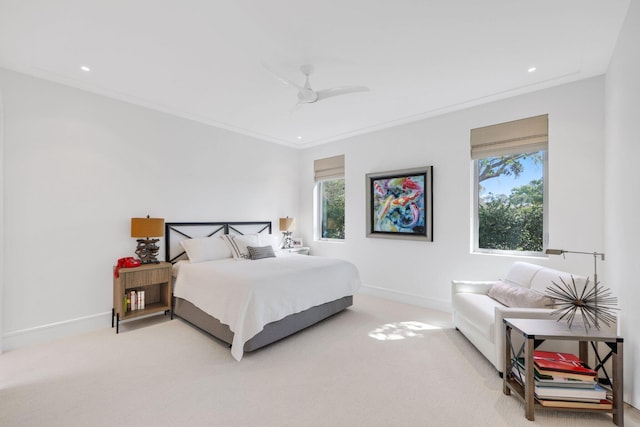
[[173, 255, 361, 360]]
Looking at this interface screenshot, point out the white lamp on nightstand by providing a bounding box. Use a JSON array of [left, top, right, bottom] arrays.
[[279, 217, 295, 249]]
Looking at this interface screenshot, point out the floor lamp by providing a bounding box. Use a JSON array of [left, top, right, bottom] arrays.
[[545, 248, 607, 329]]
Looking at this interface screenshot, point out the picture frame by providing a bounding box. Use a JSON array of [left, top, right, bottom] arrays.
[[366, 166, 433, 241], [291, 237, 303, 247]]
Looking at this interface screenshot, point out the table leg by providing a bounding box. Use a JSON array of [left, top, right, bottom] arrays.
[[579, 340, 588, 363], [525, 336, 535, 420], [503, 324, 511, 395], [613, 340, 624, 426]]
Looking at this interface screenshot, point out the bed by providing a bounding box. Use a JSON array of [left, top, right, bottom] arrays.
[[165, 221, 360, 360]]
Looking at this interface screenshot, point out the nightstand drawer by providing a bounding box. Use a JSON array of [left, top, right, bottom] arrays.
[[124, 267, 170, 288]]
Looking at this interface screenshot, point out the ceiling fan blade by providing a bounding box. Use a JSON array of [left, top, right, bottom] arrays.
[[289, 101, 304, 113], [261, 62, 304, 91], [316, 86, 370, 102]]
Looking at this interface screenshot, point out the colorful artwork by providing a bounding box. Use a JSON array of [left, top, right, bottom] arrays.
[[366, 167, 433, 241]]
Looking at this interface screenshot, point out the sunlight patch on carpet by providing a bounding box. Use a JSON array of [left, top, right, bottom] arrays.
[[368, 321, 441, 341]]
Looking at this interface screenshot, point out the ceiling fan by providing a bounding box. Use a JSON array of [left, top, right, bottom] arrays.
[[265, 64, 370, 107]]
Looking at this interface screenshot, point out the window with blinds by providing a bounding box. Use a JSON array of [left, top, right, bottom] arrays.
[[471, 115, 548, 254], [314, 155, 345, 240]]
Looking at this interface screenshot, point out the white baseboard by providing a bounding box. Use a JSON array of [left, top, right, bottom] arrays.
[[2, 288, 451, 352], [2, 311, 112, 352], [358, 284, 452, 313]]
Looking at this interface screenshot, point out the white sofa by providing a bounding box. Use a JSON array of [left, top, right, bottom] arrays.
[[451, 261, 580, 374]]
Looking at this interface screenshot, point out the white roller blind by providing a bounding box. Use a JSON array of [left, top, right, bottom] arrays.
[[470, 114, 548, 159], [314, 154, 344, 181]]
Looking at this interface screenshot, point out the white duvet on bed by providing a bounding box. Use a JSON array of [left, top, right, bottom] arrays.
[[172, 255, 361, 360]]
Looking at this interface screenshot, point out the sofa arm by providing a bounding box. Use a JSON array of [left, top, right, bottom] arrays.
[[451, 280, 497, 295], [493, 306, 557, 374]]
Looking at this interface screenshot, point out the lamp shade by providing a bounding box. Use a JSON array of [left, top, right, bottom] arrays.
[[279, 217, 295, 232], [131, 217, 165, 238]]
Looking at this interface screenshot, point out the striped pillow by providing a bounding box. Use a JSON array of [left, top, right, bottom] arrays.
[[247, 245, 276, 260], [221, 234, 259, 260]]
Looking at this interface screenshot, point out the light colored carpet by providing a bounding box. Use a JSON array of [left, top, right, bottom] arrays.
[[1, 294, 638, 427]]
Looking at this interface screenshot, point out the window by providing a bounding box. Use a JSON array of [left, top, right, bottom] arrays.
[[314, 155, 345, 240], [471, 115, 548, 254], [317, 178, 345, 239]]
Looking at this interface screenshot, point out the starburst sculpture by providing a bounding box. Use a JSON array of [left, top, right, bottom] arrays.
[[545, 275, 618, 331]]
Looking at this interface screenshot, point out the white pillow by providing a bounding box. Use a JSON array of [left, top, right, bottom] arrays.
[[221, 234, 260, 260], [487, 280, 554, 308], [179, 236, 232, 262], [259, 233, 282, 250]]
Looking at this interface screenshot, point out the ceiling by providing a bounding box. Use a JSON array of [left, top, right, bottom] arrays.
[[0, 1, 630, 148]]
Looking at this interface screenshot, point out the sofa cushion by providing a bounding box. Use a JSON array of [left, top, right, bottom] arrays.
[[487, 280, 553, 308], [454, 293, 504, 341], [503, 261, 544, 287], [530, 267, 586, 294]]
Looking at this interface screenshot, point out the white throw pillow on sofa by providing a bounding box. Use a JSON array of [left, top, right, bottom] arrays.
[[487, 280, 554, 308]]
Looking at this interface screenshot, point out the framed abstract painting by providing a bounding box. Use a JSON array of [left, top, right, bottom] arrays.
[[366, 166, 433, 241]]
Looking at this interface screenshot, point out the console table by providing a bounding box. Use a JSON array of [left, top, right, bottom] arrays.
[[503, 318, 623, 426]]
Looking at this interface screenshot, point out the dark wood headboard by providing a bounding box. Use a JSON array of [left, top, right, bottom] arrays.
[[164, 221, 272, 263]]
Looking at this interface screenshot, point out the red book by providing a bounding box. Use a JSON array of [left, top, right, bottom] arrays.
[[533, 351, 596, 376], [534, 351, 581, 362]]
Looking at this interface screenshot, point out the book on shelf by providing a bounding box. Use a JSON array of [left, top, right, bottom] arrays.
[[535, 366, 597, 382], [511, 365, 607, 401], [535, 375, 597, 389], [512, 359, 596, 385], [535, 383, 608, 401], [533, 350, 596, 377], [537, 398, 613, 410], [534, 350, 582, 363]]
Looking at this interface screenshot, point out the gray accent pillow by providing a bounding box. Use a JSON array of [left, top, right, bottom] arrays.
[[247, 245, 276, 260]]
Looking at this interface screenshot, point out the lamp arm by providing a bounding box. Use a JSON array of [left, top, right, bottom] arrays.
[[557, 250, 605, 261], [546, 247, 610, 329]]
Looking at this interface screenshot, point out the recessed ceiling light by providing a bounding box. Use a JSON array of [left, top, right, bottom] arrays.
[[80, 65, 91, 72], [528, 67, 537, 73], [297, 136, 303, 140]]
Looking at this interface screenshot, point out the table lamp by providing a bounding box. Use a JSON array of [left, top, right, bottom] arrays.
[[279, 217, 295, 249], [131, 216, 165, 264]]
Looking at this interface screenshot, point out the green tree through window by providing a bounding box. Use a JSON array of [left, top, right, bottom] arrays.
[[319, 178, 345, 239], [477, 152, 545, 252]]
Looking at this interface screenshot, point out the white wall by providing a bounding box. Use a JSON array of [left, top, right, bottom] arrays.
[[0, 83, 4, 352], [605, 0, 640, 408], [299, 77, 605, 311], [0, 68, 299, 350]]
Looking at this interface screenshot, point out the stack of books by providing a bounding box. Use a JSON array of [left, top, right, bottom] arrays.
[[511, 350, 612, 409]]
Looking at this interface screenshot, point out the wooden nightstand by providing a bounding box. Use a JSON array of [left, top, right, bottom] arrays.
[[112, 262, 172, 333]]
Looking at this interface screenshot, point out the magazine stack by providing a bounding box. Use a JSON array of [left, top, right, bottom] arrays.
[[511, 350, 612, 409]]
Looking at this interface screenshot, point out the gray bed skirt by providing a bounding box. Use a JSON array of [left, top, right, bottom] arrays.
[[173, 295, 353, 352]]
